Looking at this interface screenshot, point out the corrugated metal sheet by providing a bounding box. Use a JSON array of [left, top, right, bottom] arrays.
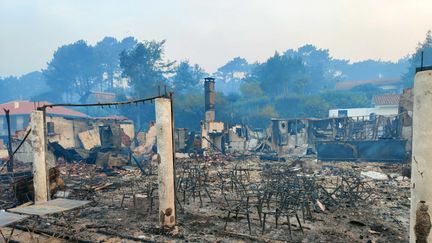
[[316, 139, 407, 162]]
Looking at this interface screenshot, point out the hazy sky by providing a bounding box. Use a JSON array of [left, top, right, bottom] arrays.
[[1, 0, 431, 77]]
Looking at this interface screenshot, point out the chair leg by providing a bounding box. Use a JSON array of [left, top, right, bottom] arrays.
[[246, 211, 251, 235], [256, 206, 262, 225], [198, 191, 203, 207], [262, 213, 267, 235], [301, 206, 305, 223], [149, 196, 154, 213], [0, 228, 7, 243], [176, 193, 184, 212], [287, 215, 292, 239], [295, 213, 304, 234], [307, 205, 313, 220], [205, 188, 213, 202], [224, 211, 231, 230], [121, 194, 125, 207], [8, 227, 16, 243]]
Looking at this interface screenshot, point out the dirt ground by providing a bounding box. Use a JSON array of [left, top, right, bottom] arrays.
[[0, 156, 410, 242]]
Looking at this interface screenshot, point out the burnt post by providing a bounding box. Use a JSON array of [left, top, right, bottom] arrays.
[[3, 109, 13, 172], [155, 96, 176, 228]]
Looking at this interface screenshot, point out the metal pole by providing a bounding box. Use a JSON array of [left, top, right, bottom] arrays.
[[3, 109, 13, 172], [421, 51, 424, 70]]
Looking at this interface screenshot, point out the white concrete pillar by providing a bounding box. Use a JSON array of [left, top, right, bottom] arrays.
[[410, 70, 432, 242], [30, 110, 49, 203], [155, 97, 176, 228], [201, 123, 209, 149]]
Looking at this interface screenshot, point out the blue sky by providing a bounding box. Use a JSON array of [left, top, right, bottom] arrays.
[[1, 0, 431, 76]]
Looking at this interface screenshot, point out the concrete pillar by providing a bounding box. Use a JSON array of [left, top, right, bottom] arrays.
[[30, 110, 49, 203], [201, 124, 209, 149], [410, 70, 432, 243], [155, 97, 176, 228]]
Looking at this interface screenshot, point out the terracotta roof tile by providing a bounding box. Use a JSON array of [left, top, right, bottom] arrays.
[[373, 94, 400, 106], [0, 100, 89, 118]]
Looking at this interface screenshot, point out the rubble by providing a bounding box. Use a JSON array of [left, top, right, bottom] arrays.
[[0, 156, 410, 242], [0, 79, 414, 242], [361, 171, 389, 180], [78, 128, 101, 150]]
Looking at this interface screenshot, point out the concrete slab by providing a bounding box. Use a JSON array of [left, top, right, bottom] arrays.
[[0, 211, 29, 227], [78, 128, 101, 150], [7, 199, 90, 217]]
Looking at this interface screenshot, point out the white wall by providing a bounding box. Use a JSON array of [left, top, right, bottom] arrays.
[[329, 106, 399, 118]]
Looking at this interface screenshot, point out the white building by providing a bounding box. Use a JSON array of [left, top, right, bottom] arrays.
[[329, 94, 400, 119]]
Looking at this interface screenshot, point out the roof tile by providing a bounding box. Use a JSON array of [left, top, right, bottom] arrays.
[[0, 100, 88, 118], [373, 94, 400, 106]]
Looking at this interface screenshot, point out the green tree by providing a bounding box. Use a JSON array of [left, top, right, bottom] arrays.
[[174, 92, 204, 130], [120, 40, 174, 97], [41, 37, 138, 103], [402, 30, 432, 87], [172, 61, 206, 93], [218, 57, 252, 74], [43, 40, 100, 101], [240, 80, 263, 97], [285, 44, 338, 91], [252, 52, 309, 96], [119, 40, 174, 127], [94, 36, 137, 91], [241, 103, 277, 128]]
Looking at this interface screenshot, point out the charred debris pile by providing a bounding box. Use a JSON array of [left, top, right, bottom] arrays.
[[0, 77, 415, 242]]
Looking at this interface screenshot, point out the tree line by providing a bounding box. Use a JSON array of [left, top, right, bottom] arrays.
[[1, 31, 431, 130]]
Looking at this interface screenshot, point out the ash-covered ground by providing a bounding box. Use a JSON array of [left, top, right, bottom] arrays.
[[1, 156, 410, 242]]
